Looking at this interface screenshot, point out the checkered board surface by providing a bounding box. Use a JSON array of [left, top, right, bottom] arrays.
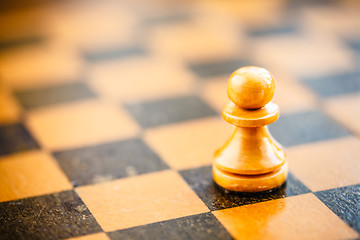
[[0, 0, 360, 239]]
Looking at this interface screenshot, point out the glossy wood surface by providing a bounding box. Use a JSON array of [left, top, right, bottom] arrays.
[[227, 66, 275, 109], [213, 66, 288, 192], [222, 102, 279, 127], [213, 162, 288, 193], [214, 126, 285, 175]]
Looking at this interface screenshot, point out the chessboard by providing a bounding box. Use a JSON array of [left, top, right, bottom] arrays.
[[0, 0, 359, 239]]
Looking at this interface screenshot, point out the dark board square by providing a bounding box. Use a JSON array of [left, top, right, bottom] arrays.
[[108, 212, 233, 240], [53, 138, 169, 187], [269, 110, 350, 147], [0, 123, 39, 157], [179, 165, 310, 211], [315, 184, 360, 234], [0, 36, 44, 51], [125, 95, 217, 128], [15, 82, 96, 109], [347, 39, 360, 53], [248, 23, 297, 37], [303, 71, 360, 97], [285, 172, 312, 196], [84, 47, 146, 62], [287, 0, 337, 9], [0, 190, 102, 240], [188, 58, 250, 79]]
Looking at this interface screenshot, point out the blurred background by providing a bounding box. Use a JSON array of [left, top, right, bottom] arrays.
[[0, 0, 359, 113]]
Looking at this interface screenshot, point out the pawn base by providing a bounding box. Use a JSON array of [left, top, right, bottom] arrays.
[[213, 162, 288, 193]]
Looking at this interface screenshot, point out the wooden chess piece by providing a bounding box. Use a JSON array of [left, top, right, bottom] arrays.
[[213, 66, 288, 192]]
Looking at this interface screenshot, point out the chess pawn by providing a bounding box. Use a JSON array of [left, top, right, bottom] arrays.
[[213, 66, 288, 192]]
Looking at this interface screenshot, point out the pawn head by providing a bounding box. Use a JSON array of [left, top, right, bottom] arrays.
[[227, 66, 275, 109]]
